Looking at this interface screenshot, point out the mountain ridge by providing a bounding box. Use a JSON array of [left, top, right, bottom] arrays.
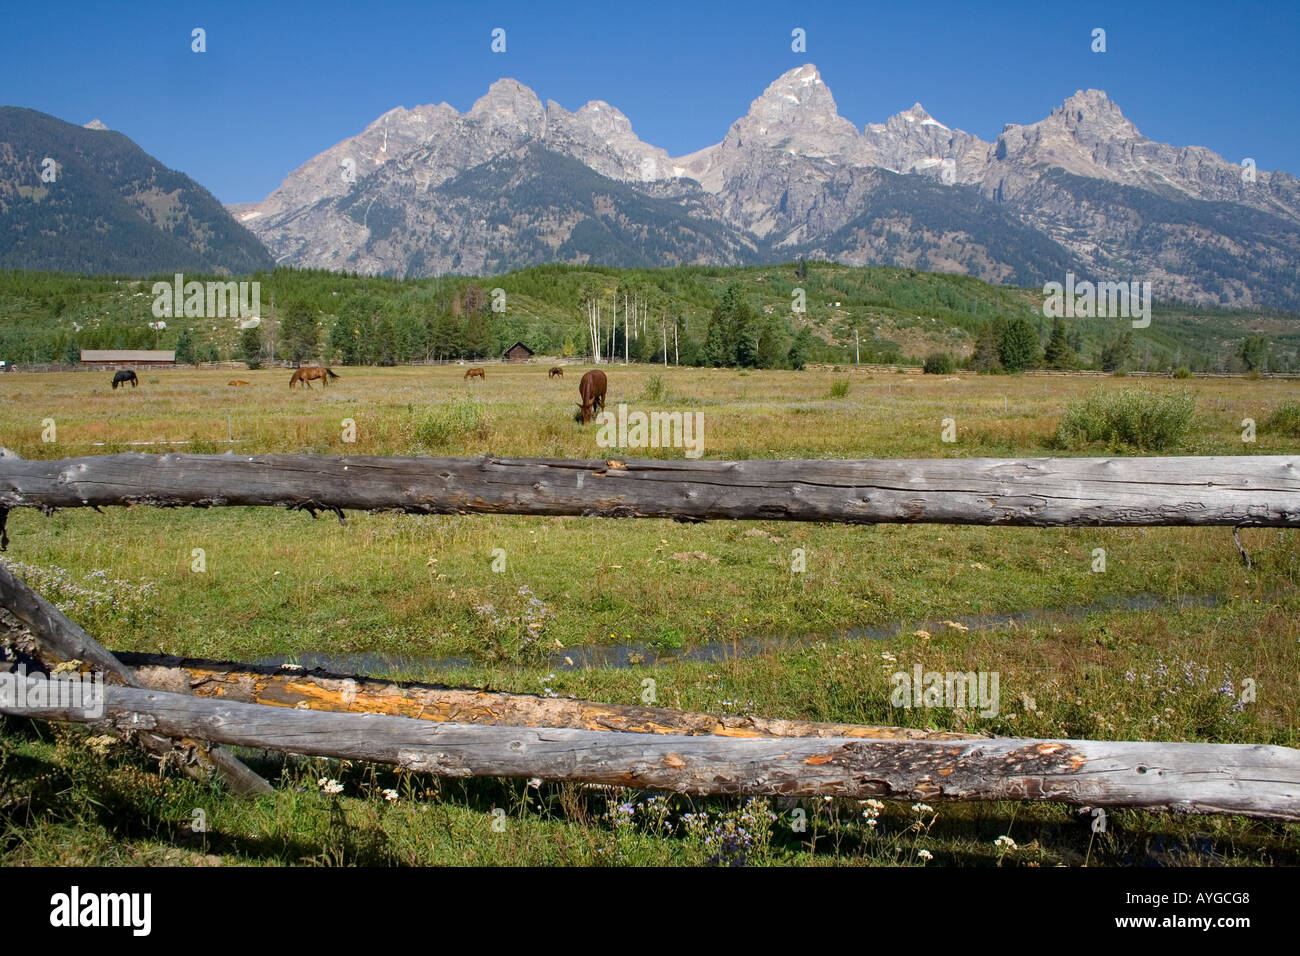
[[0, 106, 272, 275]]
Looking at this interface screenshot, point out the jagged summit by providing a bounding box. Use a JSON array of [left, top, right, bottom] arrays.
[[1051, 89, 1139, 140], [225, 67, 1300, 309], [82, 118, 108, 130], [895, 103, 947, 129], [745, 63, 848, 129], [764, 63, 827, 93], [469, 78, 546, 132]]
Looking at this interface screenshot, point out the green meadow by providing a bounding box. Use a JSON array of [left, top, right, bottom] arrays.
[[1, 362, 1298, 866]]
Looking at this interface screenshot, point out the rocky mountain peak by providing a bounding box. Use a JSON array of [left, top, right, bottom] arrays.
[[747, 64, 842, 125], [894, 103, 946, 129], [1050, 89, 1140, 143], [859, 101, 987, 183], [83, 118, 109, 131], [991, 88, 1148, 184], [225, 68, 1300, 310], [571, 100, 634, 137], [542, 97, 674, 182], [730, 63, 858, 155], [469, 78, 547, 134]]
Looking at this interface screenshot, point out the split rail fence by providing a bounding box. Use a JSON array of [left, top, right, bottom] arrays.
[[1, 450, 1298, 820]]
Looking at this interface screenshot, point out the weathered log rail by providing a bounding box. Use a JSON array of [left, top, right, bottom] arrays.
[[4, 671, 1298, 820], [104, 652, 984, 741], [2, 452, 1299, 530]]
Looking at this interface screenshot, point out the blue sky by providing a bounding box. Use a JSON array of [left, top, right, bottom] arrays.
[[2, 0, 1296, 204]]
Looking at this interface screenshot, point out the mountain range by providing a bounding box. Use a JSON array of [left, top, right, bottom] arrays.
[[0, 107, 272, 275], [229, 64, 1300, 311]]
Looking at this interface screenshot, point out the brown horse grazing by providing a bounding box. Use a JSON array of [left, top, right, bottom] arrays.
[[227, 380, 250, 387], [464, 367, 486, 380], [549, 366, 564, 379], [111, 369, 138, 389], [289, 366, 339, 389], [577, 369, 607, 424]]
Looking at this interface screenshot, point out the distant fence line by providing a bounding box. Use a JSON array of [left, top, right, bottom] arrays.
[[806, 363, 1300, 380]]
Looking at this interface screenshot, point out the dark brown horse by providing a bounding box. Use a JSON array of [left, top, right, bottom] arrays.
[[464, 367, 486, 380], [289, 366, 339, 389], [111, 369, 138, 389], [549, 366, 564, 379], [577, 369, 607, 424]]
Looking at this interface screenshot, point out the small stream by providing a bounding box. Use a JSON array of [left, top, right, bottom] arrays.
[[255, 590, 1231, 677]]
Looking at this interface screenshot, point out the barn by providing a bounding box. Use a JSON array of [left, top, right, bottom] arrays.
[[79, 350, 176, 369], [503, 342, 535, 364]]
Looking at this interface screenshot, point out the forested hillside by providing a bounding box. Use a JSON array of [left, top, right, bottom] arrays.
[[0, 107, 272, 275], [0, 262, 1295, 373]]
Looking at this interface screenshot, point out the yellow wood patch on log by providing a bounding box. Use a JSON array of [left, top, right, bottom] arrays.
[[122, 656, 985, 742]]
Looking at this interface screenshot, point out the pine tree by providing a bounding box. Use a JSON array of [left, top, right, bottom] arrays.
[[970, 321, 1003, 373], [1238, 334, 1270, 371], [788, 327, 813, 370], [429, 310, 462, 361], [1100, 330, 1133, 372], [175, 327, 196, 365], [464, 310, 490, 358], [755, 314, 788, 369], [239, 325, 262, 370], [281, 301, 319, 364], [702, 314, 728, 366], [1043, 318, 1074, 369], [997, 317, 1041, 372], [374, 314, 398, 365]]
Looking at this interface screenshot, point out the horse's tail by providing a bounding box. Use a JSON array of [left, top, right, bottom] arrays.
[[326, 368, 339, 379]]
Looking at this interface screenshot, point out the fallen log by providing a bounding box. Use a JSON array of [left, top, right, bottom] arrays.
[[1, 452, 1299, 528], [0, 562, 270, 796], [4, 672, 1297, 820], [106, 652, 984, 741]]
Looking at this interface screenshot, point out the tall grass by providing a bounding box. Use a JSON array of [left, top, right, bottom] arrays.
[[414, 395, 490, 450], [1056, 388, 1195, 451], [1263, 400, 1300, 438], [642, 374, 667, 402]]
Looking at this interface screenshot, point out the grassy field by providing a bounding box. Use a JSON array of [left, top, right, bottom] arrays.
[[2, 362, 1299, 866]]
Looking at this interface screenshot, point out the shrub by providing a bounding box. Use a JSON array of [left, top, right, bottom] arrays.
[[1056, 388, 1196, 451], [642, 374, 667, 402], [1263, 400, 1300, 438], [416, 396, 490, 450], [1173, 366, 1191, 379], [923, 352, 955, 375], [828, 379, 850, 399]]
